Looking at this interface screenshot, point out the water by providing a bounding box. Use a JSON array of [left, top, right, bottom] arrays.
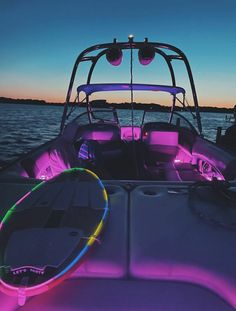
[[0, 104, 63, 163], [0, 103, 231, 163]]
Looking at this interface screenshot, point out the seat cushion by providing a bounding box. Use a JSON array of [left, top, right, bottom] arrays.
[[130, 185, 236, 308], [142, 131, 179, 163], [143, 131, 178, 146], [19, 279, 234, 311], [76, 123, 120, 141]]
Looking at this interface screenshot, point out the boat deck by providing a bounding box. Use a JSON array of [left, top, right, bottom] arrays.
[[1, 178, 236, 310]]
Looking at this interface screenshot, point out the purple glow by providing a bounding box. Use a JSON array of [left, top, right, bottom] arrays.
[[77, 83, 186, 96], [0, 293, 18, 310], [174, 159, 182, 163], [143, 131, 178, 146], [85, 131, 115, 140], [130, 262, 236, 308], [49, 149, 71, 178], [73, 261, 125, 278], [175, 145, 193, 164], [15, 191, 31, 205], [120, 126, 141, 141]]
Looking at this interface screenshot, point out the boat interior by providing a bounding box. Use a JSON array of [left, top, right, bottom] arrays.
[[2, 98, 236, 183]]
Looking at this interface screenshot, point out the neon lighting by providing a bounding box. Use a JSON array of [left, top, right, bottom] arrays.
[[103, 189, 108, 201], [18, 288, 26, 307], [31, 181, 45, 192], [131, 262, 236, 309], [77, 83, 186, 96], [0, 167, 109, 298], [0, 182, 43, 230], [64, 167, 84, 173], [120, 126, 141, 141], [174, 159, 182, 163], [98, 180, 104, 189], [15, 191, 31, 205], [143, 131, 178, 146], [87, 221, 104, 246], [85, 168, 99, 179]]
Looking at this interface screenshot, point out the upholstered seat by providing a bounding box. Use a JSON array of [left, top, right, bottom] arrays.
[[49, 121, 80, 177], [76, 123, 120, 142], [18, 279, 234, 311], [130, 185, 236, 308]]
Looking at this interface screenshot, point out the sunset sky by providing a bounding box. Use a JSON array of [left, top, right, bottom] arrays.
[[0, 0, 236, 108]]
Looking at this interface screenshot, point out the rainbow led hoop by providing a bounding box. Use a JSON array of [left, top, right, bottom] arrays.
[[0, 168, 109, 302]]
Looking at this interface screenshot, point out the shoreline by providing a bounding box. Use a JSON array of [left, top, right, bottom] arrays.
[[0, 97, 234, 113]]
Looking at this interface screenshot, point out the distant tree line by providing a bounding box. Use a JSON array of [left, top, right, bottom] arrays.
[[0, 97, 62, 106], [0, 97, 234, 113]]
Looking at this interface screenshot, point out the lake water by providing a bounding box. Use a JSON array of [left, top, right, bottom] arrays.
[[0, 103, 232, 163]]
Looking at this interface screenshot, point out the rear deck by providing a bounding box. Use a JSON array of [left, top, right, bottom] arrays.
[[1, 178, 236, 310]]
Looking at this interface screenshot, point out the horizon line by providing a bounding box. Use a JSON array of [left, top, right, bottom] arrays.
[[0, 96, 234, 111]]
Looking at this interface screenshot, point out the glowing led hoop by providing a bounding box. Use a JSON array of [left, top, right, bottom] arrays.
[[0, 168, 109, 304]]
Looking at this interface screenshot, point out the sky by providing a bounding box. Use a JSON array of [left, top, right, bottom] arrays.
[[0, 0, 236, 108]]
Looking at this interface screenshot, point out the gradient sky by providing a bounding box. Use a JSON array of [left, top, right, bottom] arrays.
[[0, 0, 236, 107]]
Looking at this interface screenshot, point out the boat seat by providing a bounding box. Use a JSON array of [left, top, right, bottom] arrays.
[[49, 121, 81, 177], [75, 124, 130, 179], [17, 279, 235, 311], [178, 127, 197, 152], [219, 124, 236, 153], [76, 123, 120, 143], [130, 185, 236, 308], [142, 122, 177, 132], [19, 121, 80, 179], [142, 122, 179, 163], [21, 151, 52, 179]]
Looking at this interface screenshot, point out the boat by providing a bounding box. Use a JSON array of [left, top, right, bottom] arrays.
[[225, 105, 236, 124], [218, 122, 236, 154], [1, 36, 236, 310], [218, 108, 236, 153]]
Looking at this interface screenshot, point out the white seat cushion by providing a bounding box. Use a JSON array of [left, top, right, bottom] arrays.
[[19, 279, 234, 311], [130, 185, 236, 308]]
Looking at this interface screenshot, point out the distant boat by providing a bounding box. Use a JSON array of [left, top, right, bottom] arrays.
[[225, 114, 235, 123]]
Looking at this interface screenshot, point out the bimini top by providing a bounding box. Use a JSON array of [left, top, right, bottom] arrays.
[[77, 83, 185, 97]]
